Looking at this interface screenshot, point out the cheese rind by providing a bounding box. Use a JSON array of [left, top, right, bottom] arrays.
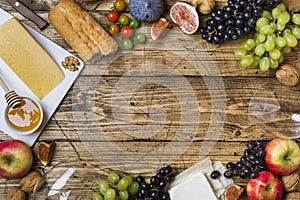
[[0, 18, 64, 99]]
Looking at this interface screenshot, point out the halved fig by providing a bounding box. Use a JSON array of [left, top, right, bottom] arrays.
[[37, 141, 55, 166], [225, 184, 244, 200], [150, 18, 172, 40], [170, 2, 199, 34]]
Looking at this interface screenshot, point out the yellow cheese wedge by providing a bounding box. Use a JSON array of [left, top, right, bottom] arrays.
[[0, 18, 64, 99]]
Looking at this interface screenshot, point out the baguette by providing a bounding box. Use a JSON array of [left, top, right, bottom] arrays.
[[49, 0, 118, 62]]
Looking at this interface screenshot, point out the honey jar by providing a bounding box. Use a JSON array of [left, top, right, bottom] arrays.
[[6, 97, 43, 134]]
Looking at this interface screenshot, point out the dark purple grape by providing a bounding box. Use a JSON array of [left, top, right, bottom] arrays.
[[210, 170, 221, 179], [240, 156, 247, 163], [150, 176, 159, 186], [240, 168, 250, 178], [160, 192, 170, 200], [164, 165, 173, 175], [245, 160, 254, 169], [140, 182, 149, 190], [255, 140, 263, 148], [224, 170, 234, 178], [236, 162, 244, 170], [249, 154, 257, 161], [256, 147, 266, 158], [165, 175, 174, 182], [135, 176, 145, 185], [157, 181, 166, 189], [247, 142, 256, 150], [213, 35, 221, 44], [244, 149, 252, 157], [150, 190, 159, 199], [250, 171, 258, 179], [226, 162, 236, 171], [254, 158, 263, 166]]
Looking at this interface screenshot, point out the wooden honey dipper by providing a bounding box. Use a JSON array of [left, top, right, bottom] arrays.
[[0, 76, 22, 109]]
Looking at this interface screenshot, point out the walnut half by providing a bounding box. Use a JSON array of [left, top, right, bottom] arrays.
[[5, 187, 25, 200], [281, 171, 300, 192], [276, 64, 300, 86], [19, 171, 43, 193]]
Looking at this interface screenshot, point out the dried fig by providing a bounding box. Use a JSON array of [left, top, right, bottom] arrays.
[[151, 18, 172, 40], [281, 171, 300, 192], [38, 141, 55, 166], [224, 184, 244, 200], [5, 187, 25, 200], [19, 171, 43, 193], [276, 64, 300, 86]]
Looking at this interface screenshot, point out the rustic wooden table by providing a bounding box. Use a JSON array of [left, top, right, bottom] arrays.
[[0, 0, 299, 199]]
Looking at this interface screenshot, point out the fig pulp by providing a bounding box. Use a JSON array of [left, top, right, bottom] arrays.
[[150, 18, 172, 40], [170, 2, 199, 34], [225, 184, 244, 200], [37, 141, 55, 166]]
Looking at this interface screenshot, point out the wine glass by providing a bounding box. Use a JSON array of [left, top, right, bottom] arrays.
[[248, 87, 300, 139]]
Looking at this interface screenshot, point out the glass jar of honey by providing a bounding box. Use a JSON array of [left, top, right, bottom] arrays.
[[6, 97, 43, 134]]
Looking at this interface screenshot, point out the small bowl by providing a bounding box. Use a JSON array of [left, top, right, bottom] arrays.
[[5, 96, 43, 135]]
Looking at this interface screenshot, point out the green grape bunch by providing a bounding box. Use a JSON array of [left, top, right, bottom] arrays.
[[235, 3, 300, 72]]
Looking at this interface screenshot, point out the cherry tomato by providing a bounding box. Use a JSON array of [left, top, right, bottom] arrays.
[[118, 15, 130, 26], [121, 26, 134, 39], [114, 0, 127, 12], [108, 23, 120, 36], [107, 10, 119, 23], [122, 39, 133, 50], [129, 19, 140, 29]]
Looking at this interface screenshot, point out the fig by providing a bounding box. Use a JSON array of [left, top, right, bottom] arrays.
[[37, 141, 55, 166], [150, 18, 172, 40], [170, 2, 199, 34], [224, 184, 244, 200]]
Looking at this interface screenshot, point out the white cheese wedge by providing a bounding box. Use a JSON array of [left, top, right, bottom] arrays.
[[0, 18, 64, 99], [169, 172, 218, 200]]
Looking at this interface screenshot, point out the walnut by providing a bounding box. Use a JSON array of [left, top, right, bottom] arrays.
[[283, 192, 300, 200], [5, 187, 25, 200], [61, 56, 80, 72], [19, 171, 43, 193], [276, 64, 300, 86], [193, 0, 216, 15], [281, 171, 300, 192]]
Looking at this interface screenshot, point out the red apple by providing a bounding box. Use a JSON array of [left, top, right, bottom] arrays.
[[265, 138, 300, 176], [247, 171, 283, 200], [0, 140, 33, 179]]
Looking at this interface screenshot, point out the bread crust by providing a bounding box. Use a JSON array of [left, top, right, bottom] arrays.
[[49, 0, 118, 62]]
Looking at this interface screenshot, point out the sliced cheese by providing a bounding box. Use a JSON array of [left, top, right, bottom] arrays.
[[0, 18, 64, 99]]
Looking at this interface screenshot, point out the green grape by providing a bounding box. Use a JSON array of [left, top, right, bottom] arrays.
[[283, 29, 292, 36], [246, 39, 256, 49], [128, 181, 139, 195], [116, 196, 122, 200], [84, 198, 92, 200], [255, 43, 265, 56], [240, 41, 252, 51], [256, 17, 269, 28], [264, 40, 275, 52], [292, 13, 300, 25], [272, 7, 281, 19], [124, 176, 133, 186], [234, 49, 247, 60], [282, 45, 291, 53], [260, 25, 275, 35], [269, 22, 277, 32], [269, 49, 281, 60], [277, 23, 285, 31], [285, 34, 298, 47], [119, 190, 129, 200], [267, 34, 276, 42], [279, 53, 284, 63], [92, 192, 104, 200], [98, 180, 110, 195], [270, 58, 279, 69], [278, 11, 291, 25], [292, 27, 300, 39], [108, 172, 120, 184], [251, 56, 260, 67], [275, 36, 287, 47], [259, 57, 271, 72], [261, 10, 272, 20], [257, 33, 266, 43], [276, 3, 286, 12], [117, 177, 129, 191], [104, 188, 116, 200], [240, 55, 254, 67]]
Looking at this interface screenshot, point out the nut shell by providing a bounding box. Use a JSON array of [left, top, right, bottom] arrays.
[[276, 64, 300, 86], [281, 171, 300, 192], [194, 0, 215, 15], [283, 192, 300, 200], [5, 187, 25, 200], [19, 171, 43, 193]]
